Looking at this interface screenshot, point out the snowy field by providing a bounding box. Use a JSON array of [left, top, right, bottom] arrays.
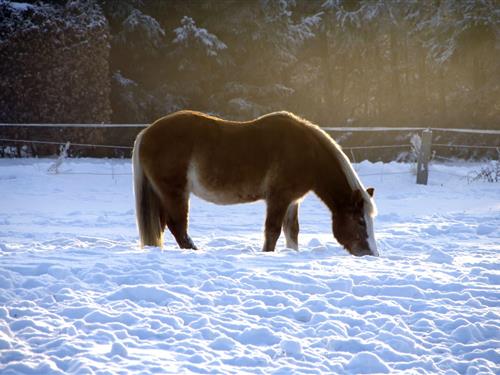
[[0, 158, 499, 374]]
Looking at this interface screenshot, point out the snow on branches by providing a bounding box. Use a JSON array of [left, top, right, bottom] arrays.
[[173, 16, 226, 57]]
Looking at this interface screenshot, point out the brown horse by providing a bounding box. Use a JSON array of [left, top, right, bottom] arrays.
[[132, 110, 378, 256]]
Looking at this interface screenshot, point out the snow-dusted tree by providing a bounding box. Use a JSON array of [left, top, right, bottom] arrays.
[[4, 0, 494, 131], [173, 16, 226, 58], [114, 8, 165, 69], [107, 6, 183, 122], [200, 0, 320, 119], [0, 0, 111, 123], [415, 0, 499, 127], [168, 15, 227, 113]]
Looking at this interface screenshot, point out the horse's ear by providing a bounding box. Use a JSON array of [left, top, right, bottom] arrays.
[[367, 187, 375, 197]]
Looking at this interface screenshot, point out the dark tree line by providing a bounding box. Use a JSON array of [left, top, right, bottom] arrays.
[[1, 0, 498, 129], [0, 0, 110, 123]]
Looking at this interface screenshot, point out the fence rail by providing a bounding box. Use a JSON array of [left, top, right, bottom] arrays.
[[0, 123, 146, 128], [2, 123, 500, 134], [325, 127, 500, 135]]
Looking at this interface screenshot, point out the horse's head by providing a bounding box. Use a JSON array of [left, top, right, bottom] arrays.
[[332, 188, 378, 257]]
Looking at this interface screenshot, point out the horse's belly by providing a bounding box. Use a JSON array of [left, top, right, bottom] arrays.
[[187, 162, 263, 205]]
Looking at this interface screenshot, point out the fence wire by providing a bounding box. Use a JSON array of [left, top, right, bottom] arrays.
[[342, 145, 410, 150], [0, 138, 133, 149], [0, 137, 412, 152], [433, 143, 499, 150]]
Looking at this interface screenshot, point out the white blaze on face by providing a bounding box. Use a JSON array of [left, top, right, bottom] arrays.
[[364, 203, 379, 257]]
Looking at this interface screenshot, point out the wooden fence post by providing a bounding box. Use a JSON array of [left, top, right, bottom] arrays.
[[416, 129, 432, 185]]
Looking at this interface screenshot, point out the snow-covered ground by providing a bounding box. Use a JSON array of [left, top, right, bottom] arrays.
[[0, 158, 499, 374]]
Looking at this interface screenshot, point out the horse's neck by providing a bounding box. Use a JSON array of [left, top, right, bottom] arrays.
[[313, 154, 354, 214]]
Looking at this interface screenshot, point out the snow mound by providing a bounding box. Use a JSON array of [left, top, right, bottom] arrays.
[[426, 248, 454, 264], [346, 352, 390, 374], [280, 338, 303, 358]]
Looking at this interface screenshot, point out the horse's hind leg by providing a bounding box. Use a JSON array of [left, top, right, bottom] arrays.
[[263, 197, 290, 252], [161, 189, 197, 250], [283, 201, 299, 250]]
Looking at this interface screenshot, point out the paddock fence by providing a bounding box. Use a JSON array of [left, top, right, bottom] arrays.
[[1, 123, 499, 185]]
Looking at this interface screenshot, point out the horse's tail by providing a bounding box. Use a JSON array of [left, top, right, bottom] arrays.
[[132, 130, 164, 248]]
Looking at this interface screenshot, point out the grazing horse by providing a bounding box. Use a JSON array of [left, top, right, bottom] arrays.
[[132, 110, 378, 256]]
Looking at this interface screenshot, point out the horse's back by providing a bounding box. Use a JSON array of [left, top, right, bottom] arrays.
[[138, 111, 318, 203]]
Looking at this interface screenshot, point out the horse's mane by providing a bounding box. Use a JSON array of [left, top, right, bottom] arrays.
[[259, 111, 377, 217]]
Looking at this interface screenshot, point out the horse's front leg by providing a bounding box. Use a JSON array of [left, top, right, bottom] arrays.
[[283, 201, 299, 250], [263, 197, 291, 252]]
